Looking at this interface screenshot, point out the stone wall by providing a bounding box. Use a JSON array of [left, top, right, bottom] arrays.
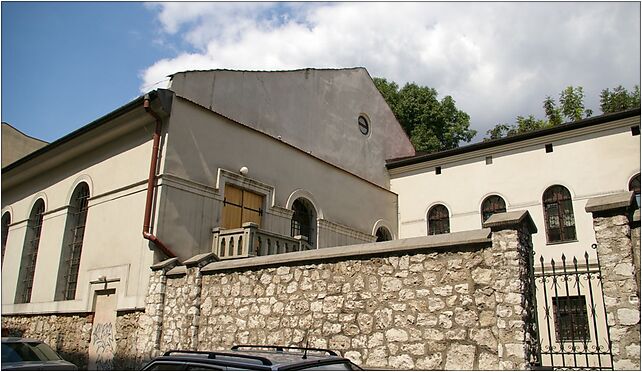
[[586, 192, 641, 370], [146, 212, 538, 370], [2, 313, 93, 369], [1, 310, 144, 370]]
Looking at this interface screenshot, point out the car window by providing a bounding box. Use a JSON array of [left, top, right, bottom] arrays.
[[2, 342, 39, 362], [29, 342, 62, 361]]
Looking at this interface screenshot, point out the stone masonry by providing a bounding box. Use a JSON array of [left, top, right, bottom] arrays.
[[148, 211, 539, 370], [586, 192, 641, 370], [2, 313, 94, 369]]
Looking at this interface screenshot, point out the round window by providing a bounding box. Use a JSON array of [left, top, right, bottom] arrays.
[[358, 115, 369, 135]]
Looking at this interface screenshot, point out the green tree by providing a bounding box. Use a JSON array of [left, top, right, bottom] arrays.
[[373, 78, 476, 153], [484, 85, 599, 141], [600, 85, 641, 113]]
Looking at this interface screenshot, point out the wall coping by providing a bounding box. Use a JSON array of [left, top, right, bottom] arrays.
[[201, 228, 491, 274], [166, 266, 187, 277], [183, 252, 218, 267], [483, 210, 537, 233], [150, 257, 180, 271], [634, 209, 640, 223], [585, 191, 634, 213]]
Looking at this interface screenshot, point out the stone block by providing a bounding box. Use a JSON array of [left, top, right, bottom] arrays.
[[617, 308, 640, 326], [388, 354, 414, 370], [445, 344, 476, 370]]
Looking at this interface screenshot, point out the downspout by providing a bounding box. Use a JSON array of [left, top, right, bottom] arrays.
[[142, 94, 177, 259]]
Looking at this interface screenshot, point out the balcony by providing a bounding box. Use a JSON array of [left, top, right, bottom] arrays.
[[212, 222, 313, 260]]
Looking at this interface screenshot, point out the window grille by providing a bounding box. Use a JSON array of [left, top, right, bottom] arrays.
[[481, 195, 506, 223], [58, 183, 90, 301], [428, 204, 450, 235], [291, 199, 314, 245], [1, 212, 10, 267], [543, 185, 576, 243], [16, 199, 45, 304], [629, 173, 640, 208], [553, 295, 590, 341]]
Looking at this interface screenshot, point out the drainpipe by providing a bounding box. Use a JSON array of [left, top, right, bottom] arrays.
[[142, 94, 177, 259]]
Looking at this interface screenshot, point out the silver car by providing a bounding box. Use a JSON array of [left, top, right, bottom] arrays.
[[1, 337, 78, 371]]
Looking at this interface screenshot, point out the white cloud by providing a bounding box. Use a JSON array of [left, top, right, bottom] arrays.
[[141, 2, 640, 139]]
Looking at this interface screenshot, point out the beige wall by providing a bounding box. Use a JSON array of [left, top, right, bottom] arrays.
[[1, 123, 47, 167], [2, 120, 159, 314], [168, 68, 415, 188], [390, 115, 640, 261], [155, 97, 399, 259]]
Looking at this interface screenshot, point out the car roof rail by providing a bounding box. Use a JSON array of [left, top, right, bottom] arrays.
[[162, 350, 273, 365], [231, 345, 339, 356]]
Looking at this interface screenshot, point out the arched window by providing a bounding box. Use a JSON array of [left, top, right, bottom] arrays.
[[375, 226, 392, 242], [629, 173, 640, 208], [16, 199, 45, 303], [543, 185, 577, 243], [481, 195, 507, 224], [291, 198, 316, 247], [427, 204, 450, 235], [2, 212, 10, 266], [56, 183, 90, 301]]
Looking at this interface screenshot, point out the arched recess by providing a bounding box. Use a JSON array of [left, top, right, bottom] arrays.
[[2, 210, 11, 266], [628, 173, 640, 208], [16, 198, 46, 304], [290, 197, 318, 248], [285, 189, 324, 220], [426, 203, 450, 235], [372, 219, 395, 242], [480, 194, 507, 224], [542, 184, 577, 244], [56, 182, 90, 301], [65, 175, 94, 204]]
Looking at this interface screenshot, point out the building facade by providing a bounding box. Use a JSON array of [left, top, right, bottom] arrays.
[[1, 67, 639, 370]]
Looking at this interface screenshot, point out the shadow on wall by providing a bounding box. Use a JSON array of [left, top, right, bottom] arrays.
[[2, 326, 142, 370]]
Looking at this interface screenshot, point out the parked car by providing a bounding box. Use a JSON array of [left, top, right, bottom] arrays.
[[141, 345, 363, 371], [1, 337, 78, 371]]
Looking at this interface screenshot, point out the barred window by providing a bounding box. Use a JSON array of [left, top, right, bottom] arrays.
[[543, 185, 576, 243], [427, 204, 450, 235], [375, 226, 392, 242], [56, 183, 90, 301], [291, 198, 316, 246], [2, 212, 10, 267], [553, 295, 590, 341], [16, 199, 45, 304], [629, 173, 640, 208], [481, 195, 506, 224]]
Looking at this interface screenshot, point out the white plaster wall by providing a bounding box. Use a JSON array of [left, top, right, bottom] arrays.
[[391, 118, 640, 261], [1, 124, 158, 313], [155, 97, 399, 259]]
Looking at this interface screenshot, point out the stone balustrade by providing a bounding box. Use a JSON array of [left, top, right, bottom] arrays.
[[212, 223, 312, 260]]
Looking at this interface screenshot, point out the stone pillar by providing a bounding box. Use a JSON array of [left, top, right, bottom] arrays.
[[483, 210, 538, 370], [137, 257, 179, 364], [585, 191, 640, 370], [183, 253, 218, 350]]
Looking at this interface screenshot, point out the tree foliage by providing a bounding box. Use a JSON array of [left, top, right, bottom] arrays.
[[600, 85, 640, 113], [373, 77, 476, 153], [484, 84, 640, 141]]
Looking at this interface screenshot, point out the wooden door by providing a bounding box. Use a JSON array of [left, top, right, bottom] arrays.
[[222, 185, 263, 228]]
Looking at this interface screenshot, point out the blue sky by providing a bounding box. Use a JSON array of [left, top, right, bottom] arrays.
[[1, 2, 185, 141], [1, 2, 640, 144]]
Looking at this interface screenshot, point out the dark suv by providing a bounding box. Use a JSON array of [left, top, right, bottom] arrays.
[[141, 345, 363, 371]]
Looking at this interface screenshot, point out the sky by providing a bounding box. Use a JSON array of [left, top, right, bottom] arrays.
[[1, 2, 640, 144]]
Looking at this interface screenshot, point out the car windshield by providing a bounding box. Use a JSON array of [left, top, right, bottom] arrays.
[[2, 342, 62, 362]]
